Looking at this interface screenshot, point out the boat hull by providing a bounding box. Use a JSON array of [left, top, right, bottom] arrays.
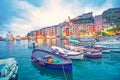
[[45, 63, 72, 71], [84, 54, 102, 58], [67, 54, 84, 60], [94, 46, 110, 53], [31, 56, 72, 71]]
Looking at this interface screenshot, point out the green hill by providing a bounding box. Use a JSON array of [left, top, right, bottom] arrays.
[[71, 12, 94, 24], [102, 7, 120, 26]]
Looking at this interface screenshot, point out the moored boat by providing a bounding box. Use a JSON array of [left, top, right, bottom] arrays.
[[66, 45, 85, 50], [93, 45, 110, 53], [95, 38, 120, 52], [0, 58, 18, 80], [31, 49, 72, 71], [51, 46, 84, 60], [68, 37, 80, 45], [84, 45, 102, 58], [84, 52, 102, 58], [65, 45, 102, 58], [84, 49, 102, 58]]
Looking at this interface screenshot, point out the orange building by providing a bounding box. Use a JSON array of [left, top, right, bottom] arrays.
[[86, 24, 96, 33]]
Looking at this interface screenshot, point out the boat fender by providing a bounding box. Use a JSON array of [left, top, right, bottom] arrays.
[[32, 58, 37, 62], [38, 61, 45, 66]]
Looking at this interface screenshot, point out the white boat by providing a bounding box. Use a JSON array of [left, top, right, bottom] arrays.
[[65, 45, 102, 58], [93, 45, 110, 53], [95, 38, 120, 52], [51, 46, 84, 60], [68, 37, 80, 45], [0, 58, 18, 80], [65, 45, 86, 51], [69, 39, 80, 45]]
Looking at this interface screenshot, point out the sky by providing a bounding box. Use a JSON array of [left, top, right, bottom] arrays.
[[0, 0, 120, 37]]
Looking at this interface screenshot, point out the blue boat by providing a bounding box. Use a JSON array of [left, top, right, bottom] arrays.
[[31, 49, 72, 71]]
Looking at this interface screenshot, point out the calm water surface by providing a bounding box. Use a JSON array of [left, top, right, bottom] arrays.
[[0, 39, 120, 80]]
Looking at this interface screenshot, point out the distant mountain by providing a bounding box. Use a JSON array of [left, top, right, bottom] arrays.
[[71, 8, 120, 25], [71, 12, 94, 24], [102, 7, 120, 26], [0, 36, 5, 41]]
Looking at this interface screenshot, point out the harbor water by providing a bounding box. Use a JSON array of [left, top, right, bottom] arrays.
[[0, 39, 120, 80]]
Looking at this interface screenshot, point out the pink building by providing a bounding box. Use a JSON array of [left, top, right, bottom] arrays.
[[48, 26, 55, 37], [52, 26, 55, 36], [94, 15, 105, 32], [47, 27, 51, 36], [75, 24, 80, 36], [56, 26, 60, 37], [33, 30, 38, 38]]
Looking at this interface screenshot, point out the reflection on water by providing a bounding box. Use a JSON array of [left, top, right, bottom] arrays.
[[5, 41, 14, 57], [37, 39, 44, 46], [35, 38, 69, 47], [32, 62, 73, 80]]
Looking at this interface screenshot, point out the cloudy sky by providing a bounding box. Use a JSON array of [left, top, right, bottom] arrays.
[[0, 0, 120, 37]]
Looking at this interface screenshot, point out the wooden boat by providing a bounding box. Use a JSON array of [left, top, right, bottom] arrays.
[[51, 46, 84, 60], [0, 58, 18, 80], [31, 49, 72, 71]]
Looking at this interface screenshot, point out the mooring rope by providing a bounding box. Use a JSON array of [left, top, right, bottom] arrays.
[[62, 64, 67, 80]]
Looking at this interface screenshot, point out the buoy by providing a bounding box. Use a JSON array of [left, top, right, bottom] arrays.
[[38, 61, 44, 66]]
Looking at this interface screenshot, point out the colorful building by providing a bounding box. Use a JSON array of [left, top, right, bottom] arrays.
[[86, 24, 96, 33], [37, 29, 42, 39], [56, 25, 60, 37], [94, 15, 105, 32], [60, 22, 70, 37], [27, 12, 117, 39]]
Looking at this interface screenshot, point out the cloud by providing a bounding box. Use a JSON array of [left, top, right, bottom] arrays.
[[15, 0, 113, 26], [16, 0, 76, 26], [0, 0, 114, 37], [4, 17, 32, 36]]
